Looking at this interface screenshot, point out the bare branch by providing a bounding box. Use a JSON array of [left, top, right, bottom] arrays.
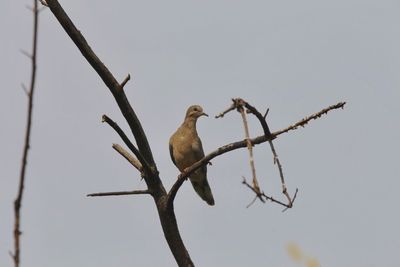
[[168, 101, 345, 207], [273, 102, 346, 137], [268, 141, 292, 205], [239, 99, 295, 206], [242, 178, 298, 210], [13, 1, 39, 266], [238, 101, 260, 193], [45, 0, 158, 175], [120, 73, 131, 88], [102, 115, 152, 176], [112, 143, 143, 174], [87, 190, 151, 197], [215, 100, 236, 118]]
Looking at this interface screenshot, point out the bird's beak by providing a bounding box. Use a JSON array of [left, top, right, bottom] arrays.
[[201, 112, 209, 117]]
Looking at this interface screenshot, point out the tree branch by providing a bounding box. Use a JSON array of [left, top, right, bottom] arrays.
[[44, 1, 196, 266], [273, 102, 346, 137], [112, 143, 143, 174], [167, 101, 346, 207], [87, 190, 151, 197], [102, 115, 152, 176], [235, 98, 295, 207], [242, 178, 299, 210], [44, 0, 159, 179], [120, 73, 131, 88], [238, 102, 261, 193], [13, 1, 39, 266]]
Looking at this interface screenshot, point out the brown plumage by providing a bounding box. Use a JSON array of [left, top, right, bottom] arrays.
[[169, 105, 215, 205]]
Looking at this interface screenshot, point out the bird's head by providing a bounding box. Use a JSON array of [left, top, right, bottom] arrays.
[[185, 105, 208, 120]]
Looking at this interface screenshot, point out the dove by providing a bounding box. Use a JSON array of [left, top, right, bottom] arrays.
[[169, 105, 215, 205]]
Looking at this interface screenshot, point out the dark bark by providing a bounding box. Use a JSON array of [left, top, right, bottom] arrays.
[[13, 1, 39, 266], [45, 0, 193, 265]]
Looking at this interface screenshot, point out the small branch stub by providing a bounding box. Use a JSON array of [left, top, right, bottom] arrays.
[[120, 73, 131, 88]]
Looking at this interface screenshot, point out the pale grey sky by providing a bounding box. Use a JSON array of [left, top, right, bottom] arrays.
[[1, 0, 400, 266]]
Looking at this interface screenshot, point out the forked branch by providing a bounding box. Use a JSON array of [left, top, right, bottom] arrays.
[[102, 115, 152, 176], [168, 101, 346, 208]]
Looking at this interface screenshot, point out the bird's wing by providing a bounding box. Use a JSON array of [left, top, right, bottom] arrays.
[[169, 139, 177, 167], [191, 136, 205, 160]]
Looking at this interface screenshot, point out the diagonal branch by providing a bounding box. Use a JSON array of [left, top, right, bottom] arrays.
[[167, 101, 346, 207], [13, 1, 39, 266], [44, 0, 159, 180], [112, 143, 143, 175], [102, 115, 152, 176], [87, 190, 151, 197], [273, 102, 346, 136]]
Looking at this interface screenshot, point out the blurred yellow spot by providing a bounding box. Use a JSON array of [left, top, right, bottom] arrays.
[[287, 242, 303, 262], [306, 257, 320, 267]]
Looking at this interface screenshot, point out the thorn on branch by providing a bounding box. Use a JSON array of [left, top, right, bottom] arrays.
[[120, 73, 131, 88], [25, 5, 33, 11], [21, 83, 29, 96], [263, 108, 269, 119], [20, 49, 32, 59]]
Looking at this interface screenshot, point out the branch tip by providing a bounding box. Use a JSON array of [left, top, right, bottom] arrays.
[[39, 0, 48, 7]]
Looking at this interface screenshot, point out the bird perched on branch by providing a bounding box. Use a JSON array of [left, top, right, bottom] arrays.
[[169, 105, 215, 206]]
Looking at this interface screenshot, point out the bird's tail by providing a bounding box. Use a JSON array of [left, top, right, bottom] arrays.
[[190, 178, 215, 206]]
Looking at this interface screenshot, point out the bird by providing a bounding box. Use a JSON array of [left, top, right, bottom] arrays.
[[169, 105, 215, 206]]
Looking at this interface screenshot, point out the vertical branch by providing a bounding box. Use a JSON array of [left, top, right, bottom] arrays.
[[238, 103, 260, 193], [12, 0, 39, 266]]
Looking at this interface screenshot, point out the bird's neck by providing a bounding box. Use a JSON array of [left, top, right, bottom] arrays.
[[183, 117, 197, 130]]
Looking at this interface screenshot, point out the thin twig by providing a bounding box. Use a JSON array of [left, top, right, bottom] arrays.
[[214, 100, 236, 118], [242, 178, 297, 209], [102, 115, 153, 175], [237, 100, 260, 193], [13, 1, 39, 266], [87, 190, 151, 197], [242, 177, 265, 205], [120, 73, 130, 88], [273, 102, 346, 137], [268, 141, 293, 205], [112, 143, 143, 174]]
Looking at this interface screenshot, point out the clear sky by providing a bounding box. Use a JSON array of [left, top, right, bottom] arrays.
[[1, 0, 399, 266]]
